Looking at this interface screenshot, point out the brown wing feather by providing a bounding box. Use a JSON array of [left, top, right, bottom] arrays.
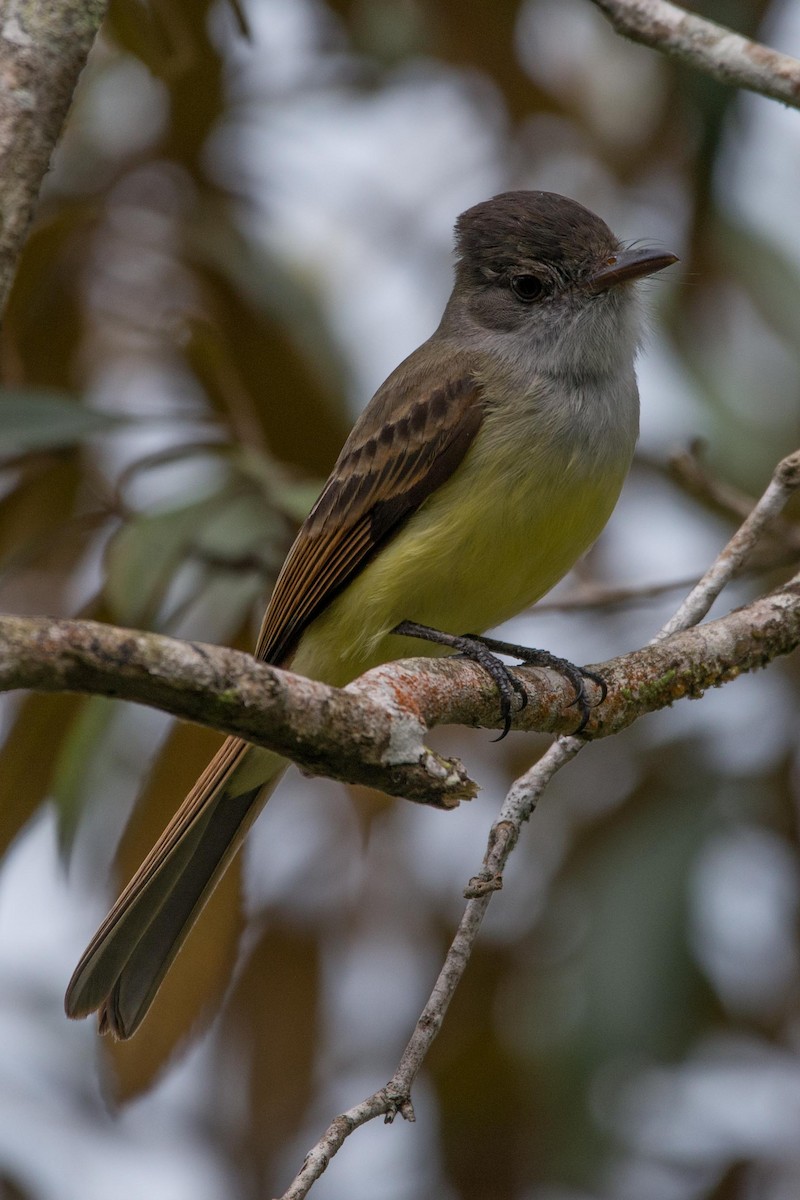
[[256, 373, 484, 666]]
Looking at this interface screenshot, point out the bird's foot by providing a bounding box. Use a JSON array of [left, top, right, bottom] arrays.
[[392, 621, 606, 740]]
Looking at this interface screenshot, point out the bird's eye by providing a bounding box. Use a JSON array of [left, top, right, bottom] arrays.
[[510, 274, 545, 302]]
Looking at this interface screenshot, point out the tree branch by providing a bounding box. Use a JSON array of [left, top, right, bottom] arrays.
[[0, 615, 474, 810], [274, 449, 800, 1199], [590, 0, 800, 110], [1, 574, 799, 814], [0, 0, 108, 312]]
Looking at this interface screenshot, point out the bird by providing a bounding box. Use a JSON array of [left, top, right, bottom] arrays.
[[65, 190, 677, 1038]]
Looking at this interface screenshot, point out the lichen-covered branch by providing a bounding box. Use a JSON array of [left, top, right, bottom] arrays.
[[0, 614, 474, 809], [590, 0, 800, 110], [0, 0, 107, 311], [0, 576, 799, 808]]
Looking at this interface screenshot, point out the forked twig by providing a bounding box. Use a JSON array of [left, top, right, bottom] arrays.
[[274, 448, 800, 1199]]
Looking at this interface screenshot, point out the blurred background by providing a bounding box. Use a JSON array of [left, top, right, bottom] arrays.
[[2, 1, 800, 1197]]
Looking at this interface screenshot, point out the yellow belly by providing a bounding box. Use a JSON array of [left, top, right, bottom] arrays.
[[291, 430, 629, 688]]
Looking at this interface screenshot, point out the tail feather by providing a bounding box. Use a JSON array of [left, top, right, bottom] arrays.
[[99, 778, 265, 1038], [65, 737, 286, 1038]]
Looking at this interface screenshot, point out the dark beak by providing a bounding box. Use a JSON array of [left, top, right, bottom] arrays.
[[588, 247, 678, 292]]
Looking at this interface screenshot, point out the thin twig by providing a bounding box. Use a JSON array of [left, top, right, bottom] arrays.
[[665, 442, 759, 525], [534, 572, 712, 613], [665, 443, 800, 555], [533, 555, 799, 614], [274, 449, 800, 1199], [277, 738, 581, 1200], [657, 450, 800, 640], [590, 0, 800, 110]]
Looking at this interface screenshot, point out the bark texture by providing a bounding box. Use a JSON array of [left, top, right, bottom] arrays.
[[0, 0, 107, 311]]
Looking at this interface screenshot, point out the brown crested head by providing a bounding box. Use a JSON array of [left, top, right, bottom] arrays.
[[454, 190, 620, 288]]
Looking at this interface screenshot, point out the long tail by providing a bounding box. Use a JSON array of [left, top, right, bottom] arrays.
[[64, 738, 287, 1039]]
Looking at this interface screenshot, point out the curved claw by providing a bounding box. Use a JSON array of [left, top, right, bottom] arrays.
[[392, 620, 606, 738], [565, 666, 607, 733], [491, 671, 527, 741], [471, 638, 607, 735], [582, 668, 608, 707]]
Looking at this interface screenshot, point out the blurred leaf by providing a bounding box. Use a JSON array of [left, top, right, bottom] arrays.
[[512, 751, 720, 1187], [713, 216, 800, 351], [106, 0, 173, 69], [0, 1172, 36, 1200], [275, 482, 318, 525], [188, 225, 350, 477], [3, 205, 89, 387], [50, 696, 117, 857], [105, 720, 245, 1097], [110, 0, 224, 160], [0, 391, 124, 455], [105, 492, 234, 627], [332, 0, 543, 119], [105, 475, 290, 632], [105, 509, 186, 627], [234, 447, 320, 524], [0, 693, 90, 861], [0, 458, 82, 577], [215, 921, 320, 1187], [194, 485, 280, 559], [430, 941, 532, 1200]]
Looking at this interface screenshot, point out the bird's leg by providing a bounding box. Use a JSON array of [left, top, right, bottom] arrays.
[[392, 620, 606, 740], [468, 633, 607, 733]]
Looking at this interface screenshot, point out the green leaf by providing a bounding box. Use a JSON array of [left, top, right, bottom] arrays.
[[234, 447, 320, 523], [275, 480, 320, 524], [105, 495, 226, 627], [0, 692, 88, 861], [0, 390, 125, 454], [50, 696, 118, 857], [104, 485, 284, 629]]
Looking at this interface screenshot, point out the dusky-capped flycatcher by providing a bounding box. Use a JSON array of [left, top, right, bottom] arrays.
[[65, 190, 677, 1038]]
